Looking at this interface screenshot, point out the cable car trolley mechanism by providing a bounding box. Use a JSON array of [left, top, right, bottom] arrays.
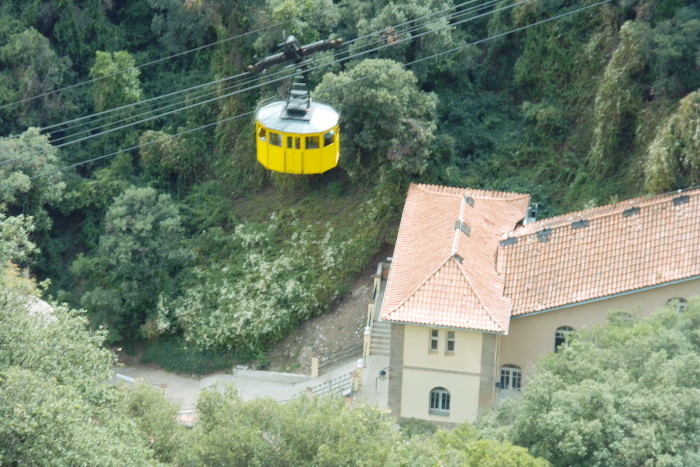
[[249, 35, 343, 175]]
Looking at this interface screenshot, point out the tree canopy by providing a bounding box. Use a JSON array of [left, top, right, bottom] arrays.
[[482, 303, 700, 466]]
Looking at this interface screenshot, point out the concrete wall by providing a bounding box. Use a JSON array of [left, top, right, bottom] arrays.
[[499, 279, 700, 380], [397, 326, 486, 424]]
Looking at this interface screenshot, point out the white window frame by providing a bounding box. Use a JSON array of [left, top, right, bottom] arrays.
[[429, 329, 439, 351], [499, 364, 522, 390], [554, 326, 575, 352], [446, 331, 455, 353], [429, 387, 450, 416]]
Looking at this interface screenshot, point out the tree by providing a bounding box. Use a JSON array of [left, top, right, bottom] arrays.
[[644, 89, 700, 193], [148, 0, 215, 53], [73, 186, 192, 342], [482, 303, 700, 466], [0, 128, 66, 233], [0, 228, 159, 465], [89, 50, 144, 113], [349, 0, 462, 82], [315, 58, 438, 179], [588, 20, 650, 174], [0, 27, 74, 131]]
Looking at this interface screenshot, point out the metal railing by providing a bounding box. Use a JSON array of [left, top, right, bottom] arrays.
[[317, 343, 363, 374], [308, 372, 354, 397]]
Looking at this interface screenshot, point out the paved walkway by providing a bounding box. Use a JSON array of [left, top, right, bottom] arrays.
[[114, 354, 389, 412]]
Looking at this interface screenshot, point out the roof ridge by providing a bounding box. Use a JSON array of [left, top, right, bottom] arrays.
[[412, 183, 529, 201], [455, 261, 505, 332], [509, 187, 700, 238]]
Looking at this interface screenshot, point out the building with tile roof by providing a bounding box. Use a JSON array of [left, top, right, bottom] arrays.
[[375, 183, 700, 425]]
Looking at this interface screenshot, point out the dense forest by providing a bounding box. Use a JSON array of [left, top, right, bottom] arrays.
[[0, 0, 699, 371]]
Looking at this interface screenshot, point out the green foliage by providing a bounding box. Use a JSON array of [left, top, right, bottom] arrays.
[[350, 0, 463, 82], [117, 383, 187, 464], [148, 0, 215, 53], [164, 177, 402, 352], [0, 128, 66, 233], [252, 0, 341, 56], [644, 90, 700, 192], [436, 425, 549, 467], [89, 50, 144, 112], [184, 390, 396, 466], [648, 6, 700, 98], [138, 337, 245, 375], [139, 129, 206, 184], [73, 186, 192, 342], [51, 0, 125, 74], [0, 27, 74, 130], [589, 21, 651, 174], [483, 300, 700, 466], [0, 368, 159, 467], [315, 58, 438, 180]]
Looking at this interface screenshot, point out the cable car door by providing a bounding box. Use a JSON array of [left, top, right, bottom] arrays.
[[286, 135, 303, 174]]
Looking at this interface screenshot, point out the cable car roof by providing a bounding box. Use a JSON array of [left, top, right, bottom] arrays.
[[256, 100, 339, 134]]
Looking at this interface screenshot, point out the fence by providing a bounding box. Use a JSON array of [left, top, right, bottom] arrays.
[[317, 343, 363, 375], [307, 371, 354, 398]]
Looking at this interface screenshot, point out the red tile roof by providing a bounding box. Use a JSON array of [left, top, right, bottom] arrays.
[[380, 184, 529, 332], [502, 189, 700, 316], [381, 184, 700, 332]]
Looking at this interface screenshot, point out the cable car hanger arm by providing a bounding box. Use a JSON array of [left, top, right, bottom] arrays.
[[247, 35, 343, 73]]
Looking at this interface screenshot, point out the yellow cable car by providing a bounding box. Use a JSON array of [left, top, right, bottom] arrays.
[[250, 35, 343, 174], [255, 99, 340, 174]]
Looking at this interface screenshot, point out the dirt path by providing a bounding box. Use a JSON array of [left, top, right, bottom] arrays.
[[267, 246, 392, 373]]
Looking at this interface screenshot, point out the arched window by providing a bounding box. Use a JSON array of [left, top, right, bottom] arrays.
[[500, 364, 522, 390], [429, 387, 450, 416], [667, 297, 687, 313], [554, 326, 575, 352]]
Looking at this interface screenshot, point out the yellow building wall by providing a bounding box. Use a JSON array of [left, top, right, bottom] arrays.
[[399, 326, 484, 424], [499, 279, 700, 380], [400, 368, 481, 423]]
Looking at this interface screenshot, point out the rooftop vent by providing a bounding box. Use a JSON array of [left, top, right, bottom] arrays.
[[463, 196, 475, 207], [536, 228, 552, 242], [523, 203, 539, 225], [673, 195, 689, 206], [622, 207, 640, 217], [455, 220, 471, 236], [500, 237, 518, 247], [453, 254, 463, 263], [571, 219, 589, 229]]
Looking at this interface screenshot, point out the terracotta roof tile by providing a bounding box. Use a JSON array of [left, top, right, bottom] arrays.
[[502, 189, 700, 315], [380, 183, 529, 332]]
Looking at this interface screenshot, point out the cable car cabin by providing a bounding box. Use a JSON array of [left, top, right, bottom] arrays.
[[255, 100, 340, 175]]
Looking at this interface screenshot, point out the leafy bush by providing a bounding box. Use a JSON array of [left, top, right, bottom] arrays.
[[138, 337, 244, 375]]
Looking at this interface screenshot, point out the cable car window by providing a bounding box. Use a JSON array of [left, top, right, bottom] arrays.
[[269, 132, 282, 147], [258, 127, 266, 141], [287, 136, 293, 148], [306, 136, 319, 149], [294, 137, 300, 149], [323, 130, 334, 147]]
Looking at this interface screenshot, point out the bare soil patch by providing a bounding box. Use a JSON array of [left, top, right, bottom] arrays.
[[267, 246, 392, 373]]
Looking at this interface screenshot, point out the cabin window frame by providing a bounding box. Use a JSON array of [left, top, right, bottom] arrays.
[[269, 132, 282, 147], [306, 135, 320, 149]]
